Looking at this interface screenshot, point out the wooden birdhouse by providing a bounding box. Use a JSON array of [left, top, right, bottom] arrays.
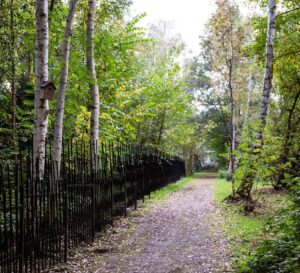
[[40, 81, 56, 100]]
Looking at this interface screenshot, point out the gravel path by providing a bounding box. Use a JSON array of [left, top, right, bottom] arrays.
[[62, 175, 232, 273]]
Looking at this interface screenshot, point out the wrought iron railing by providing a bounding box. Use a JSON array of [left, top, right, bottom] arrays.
[[0, 140, 185, 272]]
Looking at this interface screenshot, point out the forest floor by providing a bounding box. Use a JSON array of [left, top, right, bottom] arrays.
[[54, 174, 233, 273]]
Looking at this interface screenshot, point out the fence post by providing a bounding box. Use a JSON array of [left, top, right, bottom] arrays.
[[141, 146, 145, 203], [121, 146, 127, 217], [19, 150, 25, 273], [63, 177, 68, 262], [134, 166, 138, 210], [109, 143, 114, 221], [91, 171, 96, 240]]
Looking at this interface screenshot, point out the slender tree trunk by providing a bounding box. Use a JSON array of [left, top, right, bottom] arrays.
[[258, 0, 276, 146], [86, 0, 100, 170], [33, 0, 49, 179], [49, 0, 56, 12], [245, 73, 253, 122], [226, 7, 236, 189], [234, 0, 276, 203], [25, 54, 33, 81], [276, 90, 300, 187], [227, 59, 236, 187], [10, 0, 17, 156], [157, 108, 166, 146], [52, 0, 78, 178], [283, 91, 300, 155]]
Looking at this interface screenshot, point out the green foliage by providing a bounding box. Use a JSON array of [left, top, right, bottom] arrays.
[[213, 178, 265, 269], [218, 169, 229, 179], [213, 177, 296, 272], [1, 2, 299, 272], [214, 177, 232, 201], [0, 0, 201, 168], [234, 121, 284, 194], [243, 237, 300, 273], [241, 185, 300, 273], [206, 0, 300, 271], [233, 122, 260, 192]]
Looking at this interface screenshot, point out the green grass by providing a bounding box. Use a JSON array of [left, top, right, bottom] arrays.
[[212, 178, 289, 271], [213, 177, 232, 201], [150, 172, 208, 201], [214, 180, 264, 267]]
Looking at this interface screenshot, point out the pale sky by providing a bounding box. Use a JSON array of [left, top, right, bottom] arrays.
[[129, 1, 259, 57], [130, 0, 216, 56]]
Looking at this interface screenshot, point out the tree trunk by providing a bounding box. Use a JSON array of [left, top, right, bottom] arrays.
[[257, 0, 276, 146], [226, 7, 236, 189], [49, 0, 56, 12], [33, 0, 49, 180], [227, 59, 236, 187], [157, 108, 166, 146], [276, 90, 300, 187], [86, 0, 100, 170], [245, 73, 253, 122], [234, 0, 276, 202], [10, 0, 17, 156], [52, 0, 78, 178]]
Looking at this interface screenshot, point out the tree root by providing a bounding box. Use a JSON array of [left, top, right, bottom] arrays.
[[223, 194, 256, 214]]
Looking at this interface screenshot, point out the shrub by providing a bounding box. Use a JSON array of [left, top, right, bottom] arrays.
[[241, 184, 300, 273], [218, 169, 229, 179]]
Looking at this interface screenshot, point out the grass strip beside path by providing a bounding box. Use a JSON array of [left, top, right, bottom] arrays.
[[150, 172, 214, 201], [150, 173, 199, 201], [213, 177, 290, 271]]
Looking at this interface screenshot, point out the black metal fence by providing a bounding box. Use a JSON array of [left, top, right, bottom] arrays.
[[0, 141, 185, 272]]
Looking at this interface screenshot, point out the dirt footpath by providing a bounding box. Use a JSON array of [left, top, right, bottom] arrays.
[[62, 174, 232, 273]]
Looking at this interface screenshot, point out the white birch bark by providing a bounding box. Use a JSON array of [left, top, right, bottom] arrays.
[[227, 60, 236, 182], [235, 0, 277, 199], [258, 0, 276, 144], [52, 0, 79, 177], [227, 9, 236, 183], [86, 0, 100, 170], [33, 0, 49, 179], [245, 73, 253, 122]]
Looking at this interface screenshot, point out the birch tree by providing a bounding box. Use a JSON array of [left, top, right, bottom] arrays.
[[86, 0, 100, 169], [234, 0, 276, 203], [33, 0, 49, 179], [257, 0, 276, 146], [245, 73, 253, 122], [9, 0, 17, 155], [52, 0, 79, 177], [227, 52, 236, 183]]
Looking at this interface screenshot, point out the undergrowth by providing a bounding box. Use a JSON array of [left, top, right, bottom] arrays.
[[218, 169, 229, 179], [213, 178, 291, 271], [241, 183, 300, 273]]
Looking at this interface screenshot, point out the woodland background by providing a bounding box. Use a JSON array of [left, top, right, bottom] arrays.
[[0, 0, 299, 272]]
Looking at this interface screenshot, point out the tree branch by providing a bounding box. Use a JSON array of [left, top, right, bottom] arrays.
[[274, 49, 300, 60], [49, 0, 55, 12], [276, 7, 300, 17]]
